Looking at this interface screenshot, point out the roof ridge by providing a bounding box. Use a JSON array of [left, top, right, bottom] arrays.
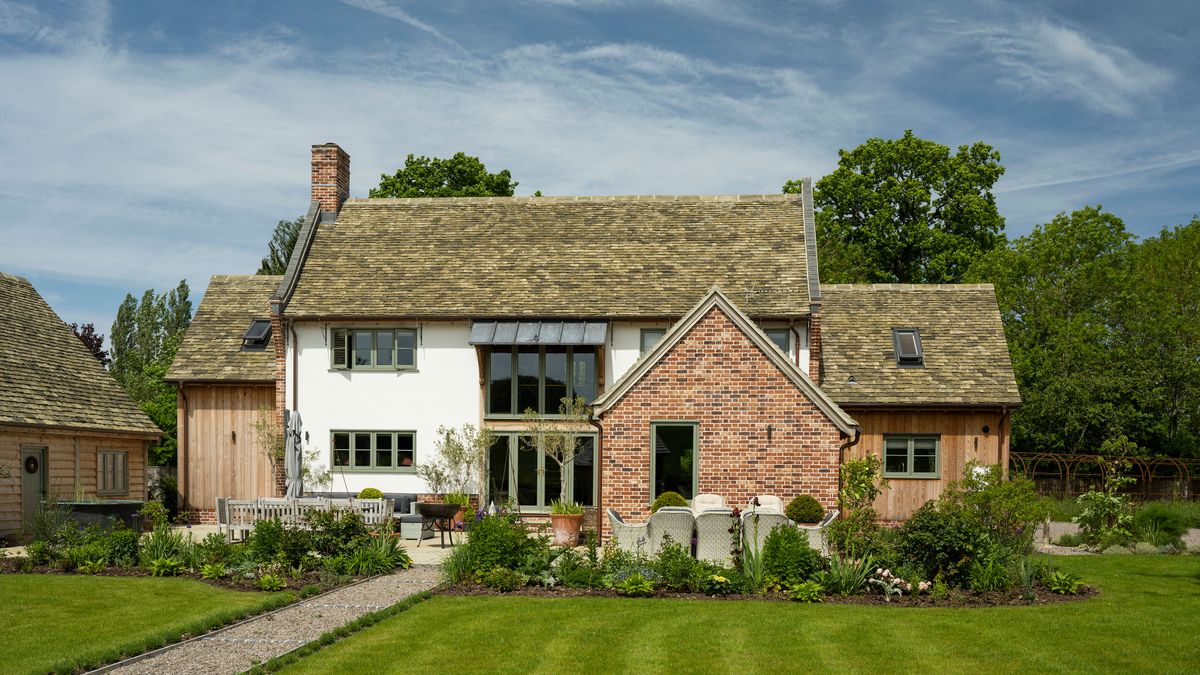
[[0, 271, 30, 284], [823, 283, 995, 291], [346, 193, 805, 205], [212, 274, 283, 281]]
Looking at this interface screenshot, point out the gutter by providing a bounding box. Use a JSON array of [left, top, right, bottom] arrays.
[[587, 409, 604, 536], [836, 429, 862, 520]]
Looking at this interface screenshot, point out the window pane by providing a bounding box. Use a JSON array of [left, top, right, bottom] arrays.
[[397, 433, 415, 467], [516, 435, 538, 507], [375, 331, 394, 367], [912, 438, 937, 475], [333, 433, 351, 467], [885, 438, 909, 474], [354, 433, 372, 467], [397, 330, 416, 367], [488, 349, 513, 414], [354, 331, 373, 366], [653, 425, 696, 500], [542, 455, 561, 506], [573, 437, 595, 506], [543, 347, 568, 413], [517, 347, 540, 415], [487, 436, 511, 504], [375, 433, 393, 467], [572, 348, 596, 404], [765, 329, 789, 353], [641, 329, 666, 354]]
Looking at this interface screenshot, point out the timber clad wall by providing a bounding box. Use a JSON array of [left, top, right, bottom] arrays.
[[599, 307, 843, 538], [846, 409, 1009, 521], [0, 425, 146, 535], [179, 385, 277, 513]]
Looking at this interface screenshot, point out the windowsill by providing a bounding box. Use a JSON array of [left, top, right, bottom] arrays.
[[883, 474, 940, 480], [96, 492, 128, 497], [328, 368, 419, 373], [330, 468, 417, 474]]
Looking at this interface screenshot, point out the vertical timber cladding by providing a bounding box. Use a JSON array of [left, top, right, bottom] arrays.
[[182, 384, 277, 514], [599, 307, 844, 539], [846, 408, 1009, 522]]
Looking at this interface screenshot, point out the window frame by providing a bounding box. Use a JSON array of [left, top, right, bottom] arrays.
[[330, 430, 417, 473], [762, 328, 791, 354], [241, 319, 272, 352], [486, 431, 598, 512], [649, 421, 699, 504], [891, 328, 924, 367], [330, 328, 418, 371], [639, 328, 666, 356], [882, 434, 941, 479], [484, 345, 598, 418], [97, 450, 129, 496]]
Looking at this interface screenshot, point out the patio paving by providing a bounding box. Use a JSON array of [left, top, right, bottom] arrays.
[[101, 565, 442, 675]]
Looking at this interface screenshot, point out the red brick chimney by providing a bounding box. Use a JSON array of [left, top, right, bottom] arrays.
[[311, 143, 350, 212]]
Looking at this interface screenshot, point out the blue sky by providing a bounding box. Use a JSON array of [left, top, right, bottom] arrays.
[[2, 0, 1197, 335]]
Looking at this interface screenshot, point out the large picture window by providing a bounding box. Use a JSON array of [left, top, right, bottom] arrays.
[[650, 422, 698, 501], [331, 328, 417, 370], [332, 431, 416, 472], [485, 345, 597, 416], [486, 433, 596, 511], [883, 435, 939, 478]]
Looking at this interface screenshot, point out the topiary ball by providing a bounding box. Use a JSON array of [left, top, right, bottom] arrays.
[[651, 491, 688, 513], [785, 495, 825, 524], [357, 487, 385, 499]]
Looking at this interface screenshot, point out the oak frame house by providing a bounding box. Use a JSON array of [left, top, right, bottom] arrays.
[[169, 143, 1021, 529]]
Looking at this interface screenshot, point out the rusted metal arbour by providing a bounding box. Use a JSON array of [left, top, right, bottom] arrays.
[[1010, 452, 1199, 501]]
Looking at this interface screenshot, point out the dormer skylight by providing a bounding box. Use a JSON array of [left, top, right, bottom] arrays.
[[242, 319, 272, 351], [892, 328, 923, 367]]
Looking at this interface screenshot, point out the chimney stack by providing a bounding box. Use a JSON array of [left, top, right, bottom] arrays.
[[311, 143, 350, 213]]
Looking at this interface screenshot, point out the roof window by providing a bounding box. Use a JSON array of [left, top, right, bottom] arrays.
[[242, 319, 272, 351], [892, 328, 923, 367]]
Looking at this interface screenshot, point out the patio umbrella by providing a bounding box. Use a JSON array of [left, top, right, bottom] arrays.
[[284, 410, 303, 498]]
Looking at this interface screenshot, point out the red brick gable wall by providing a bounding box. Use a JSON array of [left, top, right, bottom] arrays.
[[598, 306, 843, 538]]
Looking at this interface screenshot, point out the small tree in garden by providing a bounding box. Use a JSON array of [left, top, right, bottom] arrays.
[[251, 404, 284, 478], [1073, 459, 1136, 546], [522, 396, 589, 512], [826, 455, 888, 556], [941, 461, 1049, 555], [417, 424, 494, 499]]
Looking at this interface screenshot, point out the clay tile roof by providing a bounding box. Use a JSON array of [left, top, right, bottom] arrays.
[[167, 275, 280, 383], [0, 272, 159, 435], [283, 194, 815, 318], [820, 284, 1021, 407]]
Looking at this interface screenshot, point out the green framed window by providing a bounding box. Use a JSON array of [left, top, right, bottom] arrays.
[[883, 435, 939, 478], [485, 345, 597, 416], [331, 328, 417, 370], [332, 431, 416, 472], [486, 433, 597, 511], [650, 422, 698, 501], [763, 328, 790, 354], [640, 328, 666, 355], [97, 451, 128, 496]]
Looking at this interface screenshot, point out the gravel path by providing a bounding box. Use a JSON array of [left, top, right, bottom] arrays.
[[104, 565, 441, 675]]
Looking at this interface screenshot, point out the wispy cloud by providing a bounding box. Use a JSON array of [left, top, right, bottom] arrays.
[[0, 0, 110, 51], [338, 0, 458, 46]]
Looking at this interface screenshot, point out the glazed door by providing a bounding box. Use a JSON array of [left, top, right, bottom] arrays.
[[21, 447, 46, 526]]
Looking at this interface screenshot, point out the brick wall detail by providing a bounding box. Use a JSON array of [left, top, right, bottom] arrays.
[[598, 306, 843, 539], [808, 310, 821, 385], [311, 143, 350, 212]]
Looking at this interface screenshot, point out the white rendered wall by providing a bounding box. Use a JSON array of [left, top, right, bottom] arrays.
[[289, 321, 479, 495]]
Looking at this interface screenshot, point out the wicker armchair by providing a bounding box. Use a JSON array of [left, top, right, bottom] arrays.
[[607, 509, 648, 554], [742, 510, 794, 556], [691, 493, 725, 515], [647, 507, 696, 554], [748, 495, 785, 514], [695, 508, 736, 565], [799, 509, 839, 554]]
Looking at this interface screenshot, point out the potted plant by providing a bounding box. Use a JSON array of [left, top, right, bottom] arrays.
[[524, 396, 590, 546], [416, 424, 493, 521]]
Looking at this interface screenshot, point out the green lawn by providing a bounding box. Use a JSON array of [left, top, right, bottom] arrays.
[[0, 574, 294, 674], [282, 556, 1199, 674]]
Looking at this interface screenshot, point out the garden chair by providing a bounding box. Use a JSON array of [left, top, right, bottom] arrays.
[[225, 500, 258, 543], [691, 493, 725, 515], [215, 497, 228, 536], [607, 509, 647, 554], [748, 495, 785, 513], [800, 509, 839, 554], [647, 507, 695, 555], [741, 510, 793, 556], [695, 508, 735, 565]]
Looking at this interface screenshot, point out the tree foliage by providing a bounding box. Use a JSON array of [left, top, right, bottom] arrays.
[[257, 216, 304, 276], [110, 280, 192, 465], [788, 130, 1005, 283], [969, 209, 1200, 458], [370, 152, 517, 198], [69, 323, 109, 367]]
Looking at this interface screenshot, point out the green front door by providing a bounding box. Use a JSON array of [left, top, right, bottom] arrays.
[[21, 447, 46, 526]]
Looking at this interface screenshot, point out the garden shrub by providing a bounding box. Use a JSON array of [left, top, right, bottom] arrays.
[[24, 540, 55, 567], [686, 561, 744, 594], [99, 526, 141, 566], [277, 527, 314, 567], [1133, 502, 1190, 548], [651, 491, 688, 513], [356, 487, 385, 499], [1047, 570, 1082, 594], [1073, 464, 1135, 546], [441, 544, 476, 584], [554, 549, 602, 589], [148, 557, 185, 577], [966, 556, 1011, 592], [200, 562, 228, 580], [785, 495, 825, 524], [248, 519, 286, 563], [306, 509, 369, 557], [258, 573, 287, 591], [482, 567, 527, 592], [762, 525, 822, 585], [653, 539, 698, 591], [467, 513, 541, 573], [615, 572, 655, 597], [896, 501, 989, 583], [1101, 544, 1131, 555], [140, 525, 187, 565], [64, 543, 105, 572], [194, 532, 238, 565], [139, 501, 170, 529], [941, 462, 1049, 557], [787, 580, 824, 602]]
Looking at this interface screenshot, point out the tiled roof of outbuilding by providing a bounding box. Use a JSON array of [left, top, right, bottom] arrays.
[[167, 275, 280, 382]]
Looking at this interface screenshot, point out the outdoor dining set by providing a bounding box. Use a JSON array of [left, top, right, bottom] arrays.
[[607, 494, 837, 565]]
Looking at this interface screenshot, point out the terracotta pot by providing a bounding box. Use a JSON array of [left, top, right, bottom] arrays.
[[550, 513, 584, 546], [453, 506, 466, 526]]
